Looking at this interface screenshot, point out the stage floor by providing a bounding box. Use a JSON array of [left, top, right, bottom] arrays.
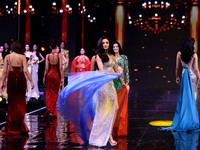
[[0, 89, 199, 149]]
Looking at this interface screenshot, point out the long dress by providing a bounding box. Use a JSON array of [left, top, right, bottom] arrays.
[[113, 55, 129, 136], [25, 53, 32, 101], [160, 53, 199, 131], [71, 55, 91, 73], [31, 54, 40, 99], [0, 55, 7, 99], [1, 61, 29, 135], [57, 60, 121, 146], [45, 53, 61, 117]]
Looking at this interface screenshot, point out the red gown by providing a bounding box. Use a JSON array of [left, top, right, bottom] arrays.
[[45, 53, 61, 117], [71, 55, 91, 73], [2, 66, 29, 135]]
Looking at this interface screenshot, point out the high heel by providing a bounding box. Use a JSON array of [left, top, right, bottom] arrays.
[[109, 139, 117, 146]]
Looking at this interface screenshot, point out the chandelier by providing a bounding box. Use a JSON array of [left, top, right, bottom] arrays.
[[0, 1, 35, 16], [128, 0, 189, 34]]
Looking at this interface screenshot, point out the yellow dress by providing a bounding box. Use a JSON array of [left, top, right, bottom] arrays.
[[60, 49, 69, 77], [0, 56, 7, 99]]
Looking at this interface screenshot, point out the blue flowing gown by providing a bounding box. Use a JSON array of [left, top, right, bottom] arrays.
[[160, 54, 199, 131]]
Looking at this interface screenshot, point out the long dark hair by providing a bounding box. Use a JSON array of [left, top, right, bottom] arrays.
[[95, 36, 111, 63], [180, 38, 195, 64], [112, 41, 124, 55], [11, 41, 25, 55], [32, 44, 40, 58]]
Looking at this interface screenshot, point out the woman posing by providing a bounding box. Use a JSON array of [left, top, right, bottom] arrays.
[[31, 44, 45, 100], [1, 41, 34, 135], [71, 48, 91, 72], [160, 38, 200, 131], [24, 44, 37, 101], [112, 41, 129, 137], [43, 41, 64, 118]]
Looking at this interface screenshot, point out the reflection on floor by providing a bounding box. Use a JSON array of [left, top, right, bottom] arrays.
[[0, 89, 199, 149]]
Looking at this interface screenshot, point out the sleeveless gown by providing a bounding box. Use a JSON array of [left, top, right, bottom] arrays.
[[57, 59, 121, 146], [31, 54, 39, 99], [160, 53, 199, 131], [2, 66, 29, 135], [45, 53, 61, 117]]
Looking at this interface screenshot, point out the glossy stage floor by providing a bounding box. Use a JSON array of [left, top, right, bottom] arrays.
[[0, 88, 199, 149]]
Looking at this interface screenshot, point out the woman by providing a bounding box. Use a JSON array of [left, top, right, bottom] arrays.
[[0, 45, 7, 99], [1, 41, 34, 135], [112, 41, 129, 137], [31, 44, 45, 100], [43, 41, 64, 118], [160, 38, 200, 131], [2, 42, 10, 59], [71, 48, 91, 72], [24, 44, 36, 101], [57, 36, 125, 147]]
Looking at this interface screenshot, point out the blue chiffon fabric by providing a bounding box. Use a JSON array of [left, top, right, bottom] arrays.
[[57, 71, 121, 142], [160, 66, 199, 131]]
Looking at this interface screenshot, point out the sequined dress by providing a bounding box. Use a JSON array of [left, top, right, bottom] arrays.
[[57, 60, 121, 146]]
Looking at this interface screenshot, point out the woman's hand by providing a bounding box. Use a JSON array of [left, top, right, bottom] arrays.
[[126, 85, 130, 93], [176, 77, 180, 85], [43, 78, 46, 85], [60, 79, 64, 87]]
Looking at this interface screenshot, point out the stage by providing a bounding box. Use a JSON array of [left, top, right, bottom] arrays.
[[0, 88, 197, 150]]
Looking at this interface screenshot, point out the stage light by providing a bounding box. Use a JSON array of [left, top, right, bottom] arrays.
[[93, 17, 96, 20], [149, 120, 172, 126], [10, 8, 13, 11], [90, 19, 93, 23], [154, 1, 158, 4], [69, 7, 72, 11], [8, 11, 11, 14], [66, 4, 70, 9], [52, 2, 56, 6], [129, 20, 132, 24], [81, 10, 83, 14], [29, 5, 33, 9], [161, 1, 164, 4], [87, 14, 90, 18], [24, 10, 27, 13], [148, 1, 151, 5], [162, 75, 166, 78], [170, 14, 174, 17], [41, 47, 45, 51], [5, 5, 8, 9], [155, 13, 158, 17], [32, 8, 35, 12], [166, 2, 170, 7], [182, 15, 185, 19], [59, 9, 63, 13], [181, 20, 184, 24], [134, 69, 138, 72], [14, 2, 18, 6], [139, 14, 142, 18], [78, 3, 81, 7], [0, 97, 2, 102]]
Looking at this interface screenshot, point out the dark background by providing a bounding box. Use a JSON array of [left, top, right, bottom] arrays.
[[0, 0, 198, 89]]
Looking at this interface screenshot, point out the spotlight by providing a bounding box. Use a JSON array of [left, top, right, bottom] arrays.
[[41, 47, 45, 51]]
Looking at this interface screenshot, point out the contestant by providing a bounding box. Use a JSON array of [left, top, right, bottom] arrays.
[[71, 48, 91, 72], [2, 42, 10, 59], [24, 43, 36, 101], [1, 41, 34, 135], [31, 44, 45, 100], [112, 41, 129, 137], [43, 41, 64, 118], [160, 38, 200, 131], [60, 41, 69, 86], [57, 36, 125, 147]]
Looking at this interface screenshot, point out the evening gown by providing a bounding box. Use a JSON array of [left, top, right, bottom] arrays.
[[113, 55, 129, 136], [71, 55, 91, 72], [57, 59, 121, 146], [25, 53, 32, 101], [31, 53, 39, 99], [2, 58, 29, 135], [45, 53, 61, 117], [160, 53, 199, 131]]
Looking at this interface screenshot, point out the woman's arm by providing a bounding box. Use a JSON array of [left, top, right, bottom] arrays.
[[111, 55, 125, 85], [43, 54, 49, 85], [123, 55, 130, 92], [39, 52, 45, 63], [59, 53, 64, 86], [175, 52, 181, 84], [193, 54, 200, 80], [96, 55, 104, 71], [91, 56, 96, 71], [23, 55, 34, 89]]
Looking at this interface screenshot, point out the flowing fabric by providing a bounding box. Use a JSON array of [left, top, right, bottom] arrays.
[[71, 55, 91, 73], [2, 67, 29, 135], [113, 85, 128, 136], [45, 54, 61, 117], [25, 53, 32, 101], [160, 65, 199, 131], [57, 70, 121, 145], [31, 56, 39, 99]]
